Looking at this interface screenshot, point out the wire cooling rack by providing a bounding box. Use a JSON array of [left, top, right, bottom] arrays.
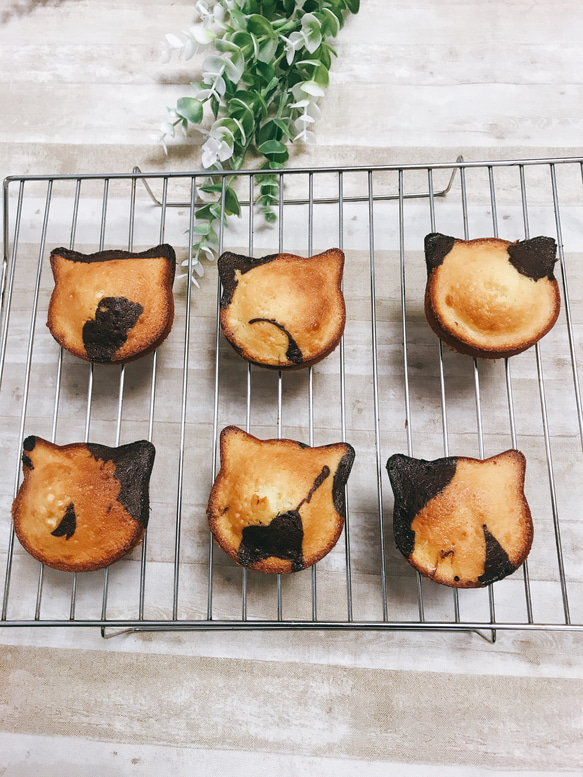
[[2, 157, 583, 639]]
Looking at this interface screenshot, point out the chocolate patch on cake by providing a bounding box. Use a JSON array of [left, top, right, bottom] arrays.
[[507, 236, 557, 281], [87, 441, 155, 525], [239, 510, 304, 572], [218, 251, 279, 307], [332, 447, 356, 518], [248, 318, 303, 364], [302, 466, 330, 503], [22, 436, 36, 470], [51, 502, 77, 540], [479, 524, 517, 586], [51, 244, 176, 268], [387, 453, 458, 559], [424, 233, 456, 274], [237, 464, 334, 572], [83, 296, 144, 362], [23, 436, 36, 452]]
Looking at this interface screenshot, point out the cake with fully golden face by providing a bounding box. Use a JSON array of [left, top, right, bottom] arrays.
[[424, 233, 560, 358], [47, 244, 175, 363], [207, 426, 355, 573], [387, 450, 533, 588], [218, 249, 346, 369], [12, 436, 155, 572]]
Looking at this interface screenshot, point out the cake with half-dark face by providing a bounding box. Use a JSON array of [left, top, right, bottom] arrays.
[[47, 244, 175, 363], [207, 426, 355, 573], [218, 248, 345, 369], [12, 436, 155, 572], [424, 233, 560, 358], [386, 450, 533, 588]]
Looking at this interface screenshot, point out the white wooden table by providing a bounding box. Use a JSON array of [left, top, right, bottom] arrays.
[[1, 1, 583, 774]]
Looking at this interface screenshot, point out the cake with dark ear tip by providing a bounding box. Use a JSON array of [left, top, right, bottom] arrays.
[[217, 248, 346, 369], [12, 436, 155, 572], [424, 233, 560, 358], [47, 244, 176, 363], [207, 426, 355, 573], [386, 449, 533, 588]]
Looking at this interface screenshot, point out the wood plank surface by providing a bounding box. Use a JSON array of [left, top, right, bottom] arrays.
[[1, 0, 583, 774]]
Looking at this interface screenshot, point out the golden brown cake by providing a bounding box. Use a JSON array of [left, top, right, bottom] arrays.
[[12, 436, 155, 572], [207, 426, 355, 573], [47, 244, 176, 363], [218, 248, 346, 369], [386, 450, 533, 588], [424, 233, 560, 358]]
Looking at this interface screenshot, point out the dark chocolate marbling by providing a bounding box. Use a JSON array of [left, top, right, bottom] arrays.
[[424, 233, 456, 275], [332, 448, 356, 519], [479, 524, 516, 586], [507, 236, 557, 281], [237, 459, 347, 572], [51, 502, 77, 540], [386, 453, 458, 559], [248, 318, 303, 364], [87, 441, 155, 526], [83, 297, 143, 362], [218, 251, 279, 307], [22, 436, 36, 470], [51, 244, 176, 270], [239, 510, 304, 572]]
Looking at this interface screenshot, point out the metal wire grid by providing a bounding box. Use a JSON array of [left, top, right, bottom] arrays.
[[1, 157, 583, 636]]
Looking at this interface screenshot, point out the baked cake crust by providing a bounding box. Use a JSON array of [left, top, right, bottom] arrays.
[[386, 449, 533, 588], [207, 426, 355, 573], [218, 248, 346, 369], [424, 233, 560, 358], [12, 436, 155, 573], [47, 244, 176, 364]]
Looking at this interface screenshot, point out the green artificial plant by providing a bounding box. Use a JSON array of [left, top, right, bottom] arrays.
[[159, 0, 360, 283]]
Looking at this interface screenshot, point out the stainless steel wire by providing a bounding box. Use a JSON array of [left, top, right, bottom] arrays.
[[2, 157, 583, 634]]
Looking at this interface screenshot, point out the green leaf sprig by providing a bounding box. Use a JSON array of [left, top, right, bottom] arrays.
[[159, 0, 360, 284]]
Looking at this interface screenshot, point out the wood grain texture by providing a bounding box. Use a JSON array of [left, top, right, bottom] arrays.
[[1, 0, 582, 177], [2, 0, 583, 773], [1, 645, 583, 770]]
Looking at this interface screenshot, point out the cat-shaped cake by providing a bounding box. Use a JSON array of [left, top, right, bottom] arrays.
[[387, 450, 533, 587], [207, 426, 355, 573], [424, 233, 560, 358], [12, 436, 155, 572], [47, 244, 176, 363], [218, 249, 346, 369]]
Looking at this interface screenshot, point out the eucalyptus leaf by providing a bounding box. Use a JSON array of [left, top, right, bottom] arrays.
[[300, 80, 326, 96], [224, 50, 245, 83], [161, 0, 360, 282], [257, 36, 279, 63], [258, 138, 288, 155], [247, 14, 275, 38], [175, 97, 204, 124], [224, 186, 241, 216]]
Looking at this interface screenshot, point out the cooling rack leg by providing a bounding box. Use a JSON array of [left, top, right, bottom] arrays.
[[100, 626, 140, 639], [472, 628, 497, 644]]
